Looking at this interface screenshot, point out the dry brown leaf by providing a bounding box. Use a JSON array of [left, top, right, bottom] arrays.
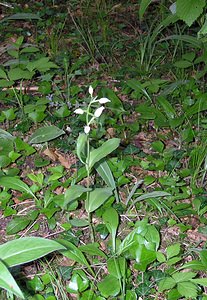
[[43, 148, 57, 161]]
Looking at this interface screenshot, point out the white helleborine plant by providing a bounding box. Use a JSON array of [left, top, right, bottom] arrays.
[[74, 87, 111, 135]]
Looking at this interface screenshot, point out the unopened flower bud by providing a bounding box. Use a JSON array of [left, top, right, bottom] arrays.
[[84, 125, 91, 134], [89, 86, 93, 96], [94, 106, 105, 118]]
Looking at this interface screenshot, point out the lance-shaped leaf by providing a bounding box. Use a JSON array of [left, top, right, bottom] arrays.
[[103, 208, 119, 253], [58, 239, 94, 276], [0, 260, 25, 299], [76, 133, 87, 164], [0, 237, 66, 267], [96, 160, 119, 202], [85, 187, 113, 213], [64, 185, 91, 208], [29, 125, 65, 144], [89, 138, 120, 170]]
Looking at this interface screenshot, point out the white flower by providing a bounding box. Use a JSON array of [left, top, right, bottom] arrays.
[[98, 97, 111, 104], [94, 106, 105, 118], [84, 125, 91, 134], [74, 108, 84, 115], [89, 85, 93, 96]]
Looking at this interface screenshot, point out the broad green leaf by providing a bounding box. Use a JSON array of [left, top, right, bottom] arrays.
[[172, 272, 196, 283], [86, 187, 113, 213], [8, 68, 33, 80], [0, 260, 24, 299], [6, 217, 31, 235], [64, 185, 91, 208], [145, 225, 160, 250], [67, 271, 89, 294], [96, 160, 119, 202], [0, 68, 7, 79], [98, 274, 120, 298], [166, 243, 180, 260], [103, 207, 119, 252], [174, 60, 192, 68], [0, 237, 66, 267], [139, 0, 153, 19], [176, 0, 205, 27], [76, 133, 87, 164], [79, 243, 107, 258], [58, 239, 94, 275], [118, 230, 136, 255], [158, 277, 176, 292], [134, 245, 156, 271], [177, 281, 198, 298], [89, 138, 120, 170], [0, 176, 36, 198], [26, 57, 58, 72], [29, 126, 65, 144]]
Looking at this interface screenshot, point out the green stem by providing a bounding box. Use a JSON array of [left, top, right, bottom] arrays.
[[86, 131, 95, 243]]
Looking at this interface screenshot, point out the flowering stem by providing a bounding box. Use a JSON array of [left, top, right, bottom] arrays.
[[85, 106, 95, 243]]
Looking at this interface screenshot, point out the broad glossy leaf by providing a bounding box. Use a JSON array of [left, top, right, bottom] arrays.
[[85, 187, 113, 213], [0, 176, 36, 198], [0, 237, 65, 267], [89, 138, 120, 170], [58, 239, 94, 275], [98, 274, 120, 298], [0, 260, 24, 299], [134, 245, 156, 271], [29, 126, 65, 144], [76, 133, 87, 164]]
